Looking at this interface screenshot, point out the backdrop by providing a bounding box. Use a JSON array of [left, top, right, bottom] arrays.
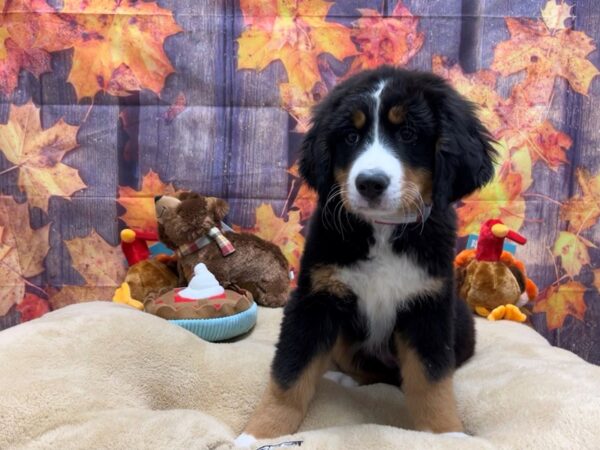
[[0, 0, 599, 364]]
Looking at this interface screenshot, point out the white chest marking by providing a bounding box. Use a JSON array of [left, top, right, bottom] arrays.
[[336, 226, 442, 349]]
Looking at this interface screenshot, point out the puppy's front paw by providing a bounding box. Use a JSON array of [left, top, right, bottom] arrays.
[[323, 370, 359, 387], [234, 433, 257, 448]]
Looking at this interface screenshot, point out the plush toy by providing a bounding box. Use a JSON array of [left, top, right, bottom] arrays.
[[144, 263, 257, 341], [455, 219, 538, 322], [114, 228, 179, 307], [155, 192, 290, 307]]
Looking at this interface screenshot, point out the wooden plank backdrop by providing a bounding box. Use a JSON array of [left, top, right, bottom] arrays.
[[0, 0, 598, 364]]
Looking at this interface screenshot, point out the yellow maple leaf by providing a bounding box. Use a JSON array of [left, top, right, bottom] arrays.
[[65, 230, 127, 287], [118, 170, 176, 233], [238, 203, 305, 275], [348, 2, 424, 74], [541, 0, 573, 31], [533, 281, 586, 330], [49, 285, 117, 310], [560, 168, 600, 232], [491, 17, 599, 98], [237, 0, 356, 93], [552, 231, 592, 278], [279, 82, 327, 133], [58, 0, 182, 99], [0, 197, 49, 315], [0, 101, 85, 212]]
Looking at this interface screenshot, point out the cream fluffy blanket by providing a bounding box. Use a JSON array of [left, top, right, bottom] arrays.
[[1, 301, 599, 450]]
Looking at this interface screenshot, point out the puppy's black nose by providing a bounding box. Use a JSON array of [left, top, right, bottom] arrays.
[[356, 171, 390, 200], [154, 195, 163, 203]]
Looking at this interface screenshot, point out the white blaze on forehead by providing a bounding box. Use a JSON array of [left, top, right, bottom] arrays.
[[347, 80, 404, 211]]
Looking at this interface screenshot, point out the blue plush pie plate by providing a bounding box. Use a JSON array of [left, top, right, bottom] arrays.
[[169, 302, 257, 342]]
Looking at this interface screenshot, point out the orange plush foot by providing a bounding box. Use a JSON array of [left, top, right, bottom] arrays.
[[113, 282, 144, 310], [504, 304, 527, 322], [475, 306, 491, 317], [487, 305, 506, 321]]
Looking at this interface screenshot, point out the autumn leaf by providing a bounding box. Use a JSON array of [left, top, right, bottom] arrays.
[[58, 0, 182, 99], [16, 292, 49, 322], [533, 281, 586, 330], [560, 168, 600, 232], [457, 141, 528, 236], [293, 182, 318, 221], [237, 203, 305, 275], [279, 81, 327, 133], [0, 101, 86, 212], [0, 0, 75, 95], [0, 197, 49, 316], [49, 285, 116, 310], [65, 230, 127, 288], [552, 231, 592, 277], [541, 0, 573, 31], [491, 16, 599, 101], [237, 0, 355, 93], [118, 170, 176, 233], [348, 2, 424, 74]]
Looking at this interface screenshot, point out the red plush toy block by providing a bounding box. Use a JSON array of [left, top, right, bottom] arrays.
[[120, 229, 158, 266]]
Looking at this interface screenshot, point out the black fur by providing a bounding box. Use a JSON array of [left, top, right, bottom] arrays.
[[274, 67, 493, 390]]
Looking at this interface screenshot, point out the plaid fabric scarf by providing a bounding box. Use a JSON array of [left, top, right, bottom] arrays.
[[176, 223, 235, 258]]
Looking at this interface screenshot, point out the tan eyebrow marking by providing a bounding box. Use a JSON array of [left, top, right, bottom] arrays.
[[388, 105, 405, 124], [352, 110, 366, 129]]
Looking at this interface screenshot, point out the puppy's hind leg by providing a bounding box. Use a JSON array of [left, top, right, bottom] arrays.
[[237, 293, 341, 443]]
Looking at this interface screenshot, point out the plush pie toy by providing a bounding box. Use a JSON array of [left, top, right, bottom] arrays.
[[145, 263, 257, 341], [155, 192, 290, 307]]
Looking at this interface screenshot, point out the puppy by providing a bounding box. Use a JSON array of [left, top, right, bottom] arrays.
[[236, 66, 495, 446]]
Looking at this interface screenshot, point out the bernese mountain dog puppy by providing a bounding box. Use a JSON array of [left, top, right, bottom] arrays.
[[236, 66, 495, 446]]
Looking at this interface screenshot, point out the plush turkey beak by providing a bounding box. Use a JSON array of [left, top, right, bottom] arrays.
[[491, 223, 526, 245]]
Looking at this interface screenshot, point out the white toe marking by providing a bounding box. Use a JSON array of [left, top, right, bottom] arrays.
[[323, 370, 359, 387], [234, 433, 256, 448], [444, 432, 470, 438]]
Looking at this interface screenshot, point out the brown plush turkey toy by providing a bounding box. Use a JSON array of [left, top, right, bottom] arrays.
[[155, 192, 290, 307], [455, 219, 538, 322]]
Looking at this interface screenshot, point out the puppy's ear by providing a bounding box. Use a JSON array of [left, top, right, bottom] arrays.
[[430, 85, 496, 209], [299, 120, 331, 197]]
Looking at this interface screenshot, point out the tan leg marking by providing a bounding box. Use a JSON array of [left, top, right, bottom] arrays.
[[396, 338, 463, 433], [310, 265, 351, 298], [331, 337, 395, 385], [244, 353, 331, 439]]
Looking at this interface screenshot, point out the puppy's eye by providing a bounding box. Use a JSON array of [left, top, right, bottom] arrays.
[[399, 125, 417, 144], [345, 132, 360, 145]]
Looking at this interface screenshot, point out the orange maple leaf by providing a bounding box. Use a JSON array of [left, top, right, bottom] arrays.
[[560, 168, 600, 232], [552, 231, 593, 278], [279, 81, 327, 133], [0, 0, 76, 95], [58, 0, 182, 99], [238, 203, 305, 275], [237, 0, 355, 93], [348, 2, 424, 74], [434, 57, 572, 171], [0, 101, 85, 212], [118, 170, 176, 234], [0, 197, 49, 316], [65, 230, 127, 288], [293, 182, 318, 221], [491, 16, 599, 102], [592, 269, 600, 293], [533, 281, 586, 330]]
